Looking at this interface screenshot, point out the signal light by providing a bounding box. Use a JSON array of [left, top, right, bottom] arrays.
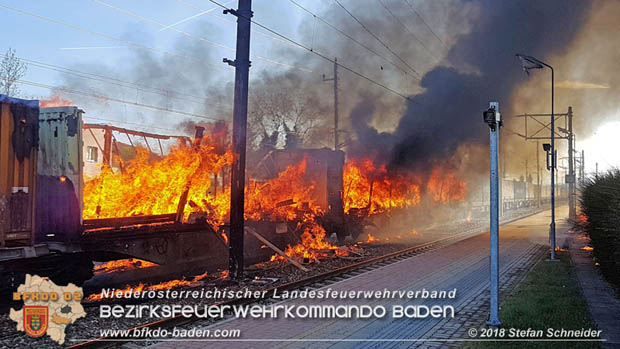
[[483, 107, 502, 131]]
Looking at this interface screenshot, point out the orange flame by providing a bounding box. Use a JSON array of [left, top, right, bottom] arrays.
[[427, 168, 467, 203], [271, 218, 339, 262], [82, 135, 467, 267], [40, 96, 74, 108], [343, 158, 421, 214], [83, 140, 322, 227], [246, 159, 322, 221], [94, 258, 157, 274], [83, 135, 233, 226]]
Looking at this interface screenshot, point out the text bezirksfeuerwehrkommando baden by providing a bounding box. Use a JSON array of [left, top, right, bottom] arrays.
[[100, 303, 456, 319], [97, 287, 457, 301]]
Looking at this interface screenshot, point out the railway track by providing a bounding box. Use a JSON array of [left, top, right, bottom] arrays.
[[68, 208, 546, 349]]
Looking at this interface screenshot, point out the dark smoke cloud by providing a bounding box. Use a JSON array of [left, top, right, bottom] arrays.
[[374, 0, 593, 172]]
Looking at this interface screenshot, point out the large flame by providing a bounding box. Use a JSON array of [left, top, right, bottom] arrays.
[[271, 215, 339, 262], [83, 138, 323, 226], [426, 168, 467, 203], [343, 158, 421, 214], [82, 135, 466, 268], [245, 159, 322, 221], [83, 135, 233, 226]]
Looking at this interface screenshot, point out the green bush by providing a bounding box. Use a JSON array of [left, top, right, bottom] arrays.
[[580, 169, 620, 288]]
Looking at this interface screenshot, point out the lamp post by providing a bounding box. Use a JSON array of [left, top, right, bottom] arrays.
[[483, 102, 502, 326], [516, 54, 556, 260]]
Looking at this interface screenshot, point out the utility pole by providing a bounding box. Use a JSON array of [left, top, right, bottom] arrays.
[[567, 107, 575, 221], [596, 162, 598, 177], [483, 101, 502, 327], [323, 58, 339, 150], [225, 0, 252, 280], [581, 150, 585, 184]]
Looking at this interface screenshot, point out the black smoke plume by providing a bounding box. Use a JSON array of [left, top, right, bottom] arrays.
[[348, 0, 592, 173]]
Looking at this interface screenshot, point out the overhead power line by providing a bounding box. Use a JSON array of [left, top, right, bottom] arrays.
[[0, 2, 227, 72], [4, 54, 230, 109], [17, 79, 222, 121], [159, 0, 233, 31], [174, 0, 305, 53], [402, 0, 444, 46], [92, 0, 312, 72], [332, 0, 420, 79], [92, 0, 231, 50], [207, 0, 410, 100], [287, 0, 410, 76], [377, 0, 440, 63]]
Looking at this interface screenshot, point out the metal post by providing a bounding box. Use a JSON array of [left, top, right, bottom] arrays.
[[488, 101, 501, 326], [226, 0, 253, 280], [333, 58, 339, 150], [567, 106, 575, 221], [581, 150, 585, 183], [550, 67, 556, 260], [102, 128, 113, 168], [323, 58, 339, 150]]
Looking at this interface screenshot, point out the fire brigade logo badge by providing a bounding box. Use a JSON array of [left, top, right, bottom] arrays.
[[23, 306, 48, 337], [10, 274, 86, 344]]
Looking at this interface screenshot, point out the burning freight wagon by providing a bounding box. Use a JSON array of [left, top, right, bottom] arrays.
[[1, 96, 471, 293]]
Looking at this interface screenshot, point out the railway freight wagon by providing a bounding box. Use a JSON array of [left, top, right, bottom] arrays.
[[0, 97, 92, 293], [0, 95, 38, 249], [37, 107, 84, 243]]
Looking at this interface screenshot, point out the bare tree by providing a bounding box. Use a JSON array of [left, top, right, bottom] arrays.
[[0, 48, 27, 97], [249, 86, 323, 151]]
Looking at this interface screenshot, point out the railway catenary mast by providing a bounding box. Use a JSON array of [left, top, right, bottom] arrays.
[[226, 0, 253, 280]]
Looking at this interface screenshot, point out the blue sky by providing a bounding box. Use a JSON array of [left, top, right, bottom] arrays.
[[0, 0, 319, 133]]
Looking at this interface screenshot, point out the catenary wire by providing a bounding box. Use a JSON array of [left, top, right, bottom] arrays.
[[402, 0, 444, 45], [17, 79, 223, 121], [377, 0, 440, 63], [92, 0, 312, 73], [0, 2, 228, 72], [207, 0, 411, 100], [3, 54, 230, 108], [287, 0, 411, 76], [332, 0, 420, 78]]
